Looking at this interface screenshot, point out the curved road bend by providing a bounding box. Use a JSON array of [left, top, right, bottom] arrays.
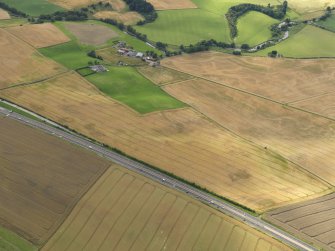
[[0, 106, 318, 251]]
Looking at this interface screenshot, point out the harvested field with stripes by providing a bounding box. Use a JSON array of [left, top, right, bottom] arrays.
[[43, 165, 291, 251], [163, 78, 335, 187], [162, 52, 335, 103], [0, 114, 110, 245], [137, 66, 194, 86], [0, 72, 331, 212], [147, 0, 197, 10], [0, 28, 65, 89], [265, 192, 335, 251], [6, 23, 70, 48]]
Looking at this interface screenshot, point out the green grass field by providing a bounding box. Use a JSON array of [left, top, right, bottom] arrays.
[[317, 14, 335, 32], [0, 0, 63, 16], [136, 9, 231, 45], [0, 18, 27, 28], [85, 66, 185, 113], [0, 226, 36, 251], [236, 11, 278, 46], [254, 25, 335, 58]]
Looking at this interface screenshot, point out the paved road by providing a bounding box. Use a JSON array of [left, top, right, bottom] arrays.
[[0, 106, 318, 251]]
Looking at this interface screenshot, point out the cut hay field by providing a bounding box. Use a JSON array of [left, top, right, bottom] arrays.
[[162, 51, 335, 103], [235, 11, 278, 46], [85, 66, 185, 113], [135, 9, 231, 45], [147, 0, 197, 10], [163, 78, 335, 188], [278, 0, 335, 14], [94, 11, 143, 25], [64, 23, 118, 46], [6, 23, 70, 48], [265, 192, 335, 251], [0, 71, 330, 212], [0, 0, 63, 16], [0, 9, 10, 20], [137, 66, 194, 86], [0, 226, 37, 251], [254, 25, 335, 58], [317, 14, 335, 32], [0, 114, 110, 245], [0, 28, 65, 89], [43, 165, 291, 251]]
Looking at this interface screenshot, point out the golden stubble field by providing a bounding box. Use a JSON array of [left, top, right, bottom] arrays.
[[0, 9, 10, 20], [0, 28, 65, 89], [5, 23, 70, 48], [146, 0, 197, 10], [265, 192, 335, 251], [0, 72, 331, 212], [43, 165, 291, 251], [0, 114, 110, 245], [162, 52, 335, 104], [164, 78, 335, 186]]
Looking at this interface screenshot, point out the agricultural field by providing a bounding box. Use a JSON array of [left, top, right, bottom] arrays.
[[0, 18, 27, 28], [137, 66, 194, 86], [0, 0, 63, 16], [147, 0, 197, 10], [85, 66, 185, 113], [43, 165, 291, 251], [5, 23, 70, 48], [64, 23, 119, 46], [235, 11, 278, 46], [317, 14, 335, 32], [0, 28, 65, 89], [162, 51, 335, 103], [163, 78, 335, 187], [0, 114, 110, 245], [278, 0, 335, 14], [94, 11, 144, 25], [0, 9, 10, 20], [0, 71, 330, 212], [135, 9, 232, 45], [49, 0, 114, 9], [254, 25, 335, 58], [0, 226, 37, 251], [265, 192, 335, 251]]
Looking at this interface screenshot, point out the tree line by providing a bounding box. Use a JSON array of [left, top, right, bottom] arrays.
[[226, 1, 288, 38], [123, 0, 157, 24], [0, 2, 27, 17]]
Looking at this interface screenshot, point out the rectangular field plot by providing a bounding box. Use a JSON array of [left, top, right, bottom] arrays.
[[0, 115, 110, 245], [162, 52, 335, 103], [0, 28, 65, 89], [265, 192, 335, 251], [164, 78, 335, 187], [43, 166, 292, 251], [147, 0, 197, 10], [0, 72, 330, 212]]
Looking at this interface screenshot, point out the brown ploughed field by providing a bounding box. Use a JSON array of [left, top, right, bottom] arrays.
[[64, 23, 118, 45], [43, 165, 291, 251], [0, 114, 110, 245], [164, 78, 335, 186], [0, 28, 65, 89], [146, 0, 197, 10], [265, 192, 335, 251], [0, 72, 330, 212], [6, 23, 70, 48], [162, 52, 335, 103]]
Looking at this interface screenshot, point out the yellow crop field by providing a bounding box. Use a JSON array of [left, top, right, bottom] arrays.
[[0, 9, 10, 19], [0, 72, 330, 212], [43, 165, 292, 251], [162, 52, 335, 103], [163, 78, 335, 187], [6, 23, 70, 48], [0, 28, 65, 89], [280, 0, 335, 14], [146, 0, 197, 10]]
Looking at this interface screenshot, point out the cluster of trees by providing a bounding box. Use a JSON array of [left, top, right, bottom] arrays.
[[87, 50, 103, 60], [226, 1, 288, 38], [180, 39, 235, 53], [32, 10, 88, 23], [0, 2, 27, 17], [123, 0, 157, 24]]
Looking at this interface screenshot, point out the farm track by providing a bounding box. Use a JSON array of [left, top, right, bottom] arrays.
[[0, 104, 315, 251]]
